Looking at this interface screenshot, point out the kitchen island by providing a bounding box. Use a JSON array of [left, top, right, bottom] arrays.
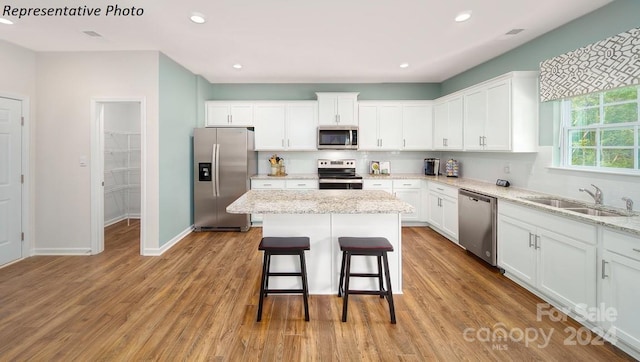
[[227, 190, 414, 294]]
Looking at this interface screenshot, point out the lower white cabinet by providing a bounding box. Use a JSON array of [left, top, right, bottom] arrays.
[[498, 201, 597, 315], [600, 229, 640, 353], [427, 183, 458, 242], [392, 179, 421, 222], [250, 179, 318, 223], [363, 179, 393, 194]]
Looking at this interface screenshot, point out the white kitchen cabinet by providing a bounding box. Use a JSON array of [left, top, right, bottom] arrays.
[[600, 229, 640, 352], [401, 102, 433, 150], [462, 72, 538, 152], [316, 92, 359, 126], [392, 179, 421, 222], [358, 102, 403, 150], [427, 183, 458, 241], [250, 178, 318, 223], [363, 179, 393, 194], [254, 101, 317, 151], [433, 96, 463, 150], [205, 101, 253, 127], [498, 201, 597, 315]]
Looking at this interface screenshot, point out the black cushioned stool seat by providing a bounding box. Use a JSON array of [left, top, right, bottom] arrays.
[[257, 237, 310, 322], [338, 237, 396, 324]]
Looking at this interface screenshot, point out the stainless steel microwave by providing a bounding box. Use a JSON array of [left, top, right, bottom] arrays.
[[317, 126, 358, 150]]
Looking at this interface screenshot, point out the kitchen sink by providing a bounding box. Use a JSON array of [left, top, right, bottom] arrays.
[[521, 196, 629, 217], [524, 197, 584, 209], [563, 208, 627, 217]]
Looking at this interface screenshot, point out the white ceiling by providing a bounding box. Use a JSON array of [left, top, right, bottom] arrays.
[[0, 0, 613, 83]]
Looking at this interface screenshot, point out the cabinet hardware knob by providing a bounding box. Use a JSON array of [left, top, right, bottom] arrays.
[[528, 233, 534, 248], [601, 259, 609, 279], [633, 248, 640, 253], [535, 235, 541, 249]]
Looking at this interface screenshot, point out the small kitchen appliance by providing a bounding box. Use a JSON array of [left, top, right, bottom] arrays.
[[424, 158, 440, 176], [317, 126, 358, 150], [317, 159, 363, 189], [445, 159, 460, 177]]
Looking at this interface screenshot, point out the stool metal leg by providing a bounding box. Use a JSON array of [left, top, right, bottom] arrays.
[[257, 251, 270, 322], [299, 251, 310, 322], [341, 252, 352, 322], [338, 250, 347, 298], [264, 253, 271, 297], [377, 255, 384, 299], [382, 252, 396, 324]]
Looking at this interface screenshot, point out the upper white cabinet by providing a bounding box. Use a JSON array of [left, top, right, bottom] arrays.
[[497, 201, 597, 315], [254, 101, 318, 151], [402, 101, 433, 150], [462, 72, 538, 152], [358, 102, 403, 150], [205, 101, 253, 127], [433, 95, 463, 150], [359, 101, 433, 151], [316, 92, 359, 126]]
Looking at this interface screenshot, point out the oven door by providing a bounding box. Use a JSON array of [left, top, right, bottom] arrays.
[[318, 178, 363, 190]]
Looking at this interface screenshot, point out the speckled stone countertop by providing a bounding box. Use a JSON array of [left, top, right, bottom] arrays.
[[251, 173, 318, 180], [227, 190, 414, 214], [249, 173, 640, 236]]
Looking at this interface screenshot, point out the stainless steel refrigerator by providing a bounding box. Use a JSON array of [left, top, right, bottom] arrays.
[[193, 128, 257, 231]]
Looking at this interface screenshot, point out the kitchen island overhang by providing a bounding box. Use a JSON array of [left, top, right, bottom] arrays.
[[227, 190, 413, 295]]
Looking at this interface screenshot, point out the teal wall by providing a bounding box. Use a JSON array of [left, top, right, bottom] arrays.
[[196, 75, 214, 127], [210, 83, 440, 101], [439, 0, 640, 146], [159, 53, 198, 246]]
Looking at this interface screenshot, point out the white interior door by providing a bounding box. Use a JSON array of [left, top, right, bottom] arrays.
[[0, 97, 22, 266]]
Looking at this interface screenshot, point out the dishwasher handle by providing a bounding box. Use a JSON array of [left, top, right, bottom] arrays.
[[459, 189, 494, 203]]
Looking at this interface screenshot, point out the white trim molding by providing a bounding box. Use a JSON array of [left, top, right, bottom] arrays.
[[142, 225, 193, 256], [33, 248, 92, 256]]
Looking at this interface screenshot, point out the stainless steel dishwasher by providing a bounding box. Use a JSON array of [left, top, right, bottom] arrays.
[[458, 189, 497, 266]]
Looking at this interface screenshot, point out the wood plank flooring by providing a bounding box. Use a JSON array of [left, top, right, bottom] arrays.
[[0, 221, 634, 361]]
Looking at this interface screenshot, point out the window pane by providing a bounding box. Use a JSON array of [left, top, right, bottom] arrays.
[[604, 103, 638, 124], [571, 148, 596, 166], [571, 93, 600, 108], [601, 149, 634, 169], [604, 86, 637, 103], [570, 129, 596, 146], [601, 129, 634, 146], [571, 108, 600, 126]]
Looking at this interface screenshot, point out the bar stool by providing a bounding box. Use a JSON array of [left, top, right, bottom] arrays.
[[257, 236, 310, 322], [338, 237, 396, 324]]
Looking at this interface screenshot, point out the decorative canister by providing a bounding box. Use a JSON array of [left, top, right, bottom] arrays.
[[445, 159, 460, 177]]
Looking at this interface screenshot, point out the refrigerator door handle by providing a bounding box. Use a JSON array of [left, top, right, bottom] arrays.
[[211, 144, 217, 197], [215, 143, 221, 197]]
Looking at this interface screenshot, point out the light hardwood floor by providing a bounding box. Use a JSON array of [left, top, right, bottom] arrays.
[[0, 221, 634, 361]]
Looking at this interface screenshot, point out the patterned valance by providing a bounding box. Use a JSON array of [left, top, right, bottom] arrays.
[[539, 27, 640, 102]]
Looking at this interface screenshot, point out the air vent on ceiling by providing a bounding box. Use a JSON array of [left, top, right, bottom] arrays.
[[83, 30, 102, 37], [505, 29, 524, 36]]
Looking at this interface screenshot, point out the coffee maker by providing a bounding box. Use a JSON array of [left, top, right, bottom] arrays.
[[424, 158, 440, 176]]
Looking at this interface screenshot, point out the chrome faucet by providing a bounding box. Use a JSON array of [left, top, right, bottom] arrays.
[[622, 197, 634, 214], [579, 184, 603, 205]]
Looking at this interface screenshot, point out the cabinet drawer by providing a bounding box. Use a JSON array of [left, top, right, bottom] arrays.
[[428, 182, 458, 198], [603, 228, 640, 261], [364, 179, 393, 189], [251, 179, 286, 189], [392, 179, 421, 189], [285, 180, 318, 189]]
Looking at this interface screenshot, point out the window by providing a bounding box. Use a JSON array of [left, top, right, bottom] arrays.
[[561, 85, 640, 173]]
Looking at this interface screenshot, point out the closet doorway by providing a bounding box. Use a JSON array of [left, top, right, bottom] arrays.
[[91, 99, 144, 254]]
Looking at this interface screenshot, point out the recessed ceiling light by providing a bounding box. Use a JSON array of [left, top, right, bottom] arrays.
[[190, 12, 206, 24], [455, 11, 472, 22], [0, 18, 14, 25], [233, 64, 243, 69], [399, 63, 409, 69]]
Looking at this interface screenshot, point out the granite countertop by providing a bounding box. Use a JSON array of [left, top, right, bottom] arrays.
[[251, 173, 318, 180], [249, 173, 640, 236], [227, 190, 414, 214]]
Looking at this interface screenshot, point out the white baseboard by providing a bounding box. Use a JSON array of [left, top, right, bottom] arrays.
[[142, 225, 193, 256], [105, 215, 141, 227], [33, 248, 92, 255]]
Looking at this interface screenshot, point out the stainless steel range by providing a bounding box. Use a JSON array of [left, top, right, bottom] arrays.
[[317, 159, 363, 190]]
